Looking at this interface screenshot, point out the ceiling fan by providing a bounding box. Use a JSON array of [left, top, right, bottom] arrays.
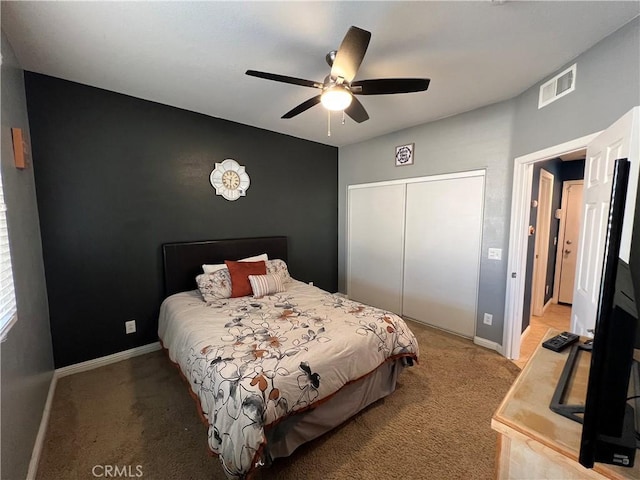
[[246, 26, 430, 124]]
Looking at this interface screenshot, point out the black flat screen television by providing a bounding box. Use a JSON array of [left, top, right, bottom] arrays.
[[578, 157, 640, 469]]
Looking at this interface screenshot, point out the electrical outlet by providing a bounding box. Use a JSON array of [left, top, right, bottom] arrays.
[[125, 320, 136, 334], [483, 313, 493, 326]]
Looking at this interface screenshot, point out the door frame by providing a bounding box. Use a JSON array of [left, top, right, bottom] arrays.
[[531, 169, 555, 317], [502, 132, 601, 360], [552, 179, 584, 303]]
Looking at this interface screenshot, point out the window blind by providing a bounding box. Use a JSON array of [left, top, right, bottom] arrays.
[[0, 168, 17, 339]]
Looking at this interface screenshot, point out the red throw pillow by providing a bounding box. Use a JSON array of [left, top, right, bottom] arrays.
[[225, 260, 267, 298]]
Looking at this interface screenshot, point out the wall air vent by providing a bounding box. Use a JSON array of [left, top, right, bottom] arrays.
[[538, 64, 576, 109]]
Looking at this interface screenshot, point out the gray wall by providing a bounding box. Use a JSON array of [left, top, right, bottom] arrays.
[[0, 31, 54, 480], [511, 16, 639, 339], [512, 17, 640, 158], [338, 17, 640, 346], [339, 101, 516, 344]]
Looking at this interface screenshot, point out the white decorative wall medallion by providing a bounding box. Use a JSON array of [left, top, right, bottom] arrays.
[[210, 159, 251, 201]]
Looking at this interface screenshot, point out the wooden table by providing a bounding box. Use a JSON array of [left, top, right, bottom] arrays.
[[492, 330, 640, 479]]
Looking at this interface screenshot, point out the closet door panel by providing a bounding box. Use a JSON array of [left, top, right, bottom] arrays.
[[403, 176, 484, 337], [347, 184, 405, 314]]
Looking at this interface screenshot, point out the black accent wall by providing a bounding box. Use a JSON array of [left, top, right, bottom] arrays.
[[25, 73, 338, 368]]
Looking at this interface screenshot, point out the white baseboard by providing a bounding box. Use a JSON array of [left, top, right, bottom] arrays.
[[474, 336, 504, 355], [27, 341, 162, 479], [56, 341, 162, 378], [26, 372, 57, 480], [404, 316, 506, 356]]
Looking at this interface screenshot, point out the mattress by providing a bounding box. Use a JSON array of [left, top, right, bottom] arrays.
[[158, 279, 419, 478]]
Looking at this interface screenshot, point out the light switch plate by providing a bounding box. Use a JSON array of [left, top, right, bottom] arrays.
[[488, 248, 502, 260]]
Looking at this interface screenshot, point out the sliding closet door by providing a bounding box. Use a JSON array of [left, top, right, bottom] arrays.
[[403, 174, 484, 337], [347, 184, 405, 314]]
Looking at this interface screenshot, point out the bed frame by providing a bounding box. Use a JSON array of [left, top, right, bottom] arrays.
[[162, 236, 288, 297], [160, 235, 405, 470]]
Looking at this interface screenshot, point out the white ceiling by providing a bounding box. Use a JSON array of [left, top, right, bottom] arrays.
[[2, 1, 639, 147]]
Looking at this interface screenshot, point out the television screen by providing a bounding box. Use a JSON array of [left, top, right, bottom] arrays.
[[632, 158, 640, 346], [579, 158, 639, 469]]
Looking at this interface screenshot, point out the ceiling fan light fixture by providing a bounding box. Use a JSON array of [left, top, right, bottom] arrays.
[[247, 26, 430, 123], [321, 85, 352, 111]]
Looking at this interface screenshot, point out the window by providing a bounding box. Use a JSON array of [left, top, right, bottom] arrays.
[[0, 165, 17, 341]]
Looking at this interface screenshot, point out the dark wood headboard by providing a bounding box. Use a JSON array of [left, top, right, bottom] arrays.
[[162, 236, 288, 297]]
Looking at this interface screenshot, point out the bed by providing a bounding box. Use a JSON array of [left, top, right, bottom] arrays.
[[158, 236, 419, 479]]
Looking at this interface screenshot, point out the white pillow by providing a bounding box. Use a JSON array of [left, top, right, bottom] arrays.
[[202, 253, 268, 273], [201, 263, 227, 274], [266, 259, 291, 283], [196, 269, 232, 301], [248, 273, 285, 299], [241, 253, 269, 263]]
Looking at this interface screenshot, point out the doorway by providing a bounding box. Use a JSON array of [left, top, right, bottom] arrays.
[[531, 169, 555, 317], [502, 132, 601, 360], [554, 180, 584, 304], [504, 106, 639, 361], [514, 303, 572, 369], [518, 155, 585, 367]]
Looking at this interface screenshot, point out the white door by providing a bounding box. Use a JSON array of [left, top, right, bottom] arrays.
[[347, 184, 406, 314], [402, 174, 484, 338], [571, 107, 639, 335], [557, 181, 583, 304], [531, 169, 554, 316]]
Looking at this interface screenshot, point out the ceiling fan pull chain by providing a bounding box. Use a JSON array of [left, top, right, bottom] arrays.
[[342, 111, 346, 125], [327, 110, 331, 137]]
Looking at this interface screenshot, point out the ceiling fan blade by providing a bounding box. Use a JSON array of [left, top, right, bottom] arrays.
[[351, 78, 431, 95], [331, 26, 371, 83], [344, 97, 369, 123], [246, 70, 323, 89], [282, 95, 322, 119]]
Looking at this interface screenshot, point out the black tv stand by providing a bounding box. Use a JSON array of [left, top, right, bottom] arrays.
[[549, 343, 639, 467], [549, 342, 590, 424]]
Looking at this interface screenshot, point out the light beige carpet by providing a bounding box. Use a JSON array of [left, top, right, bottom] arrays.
[[36, 321, 520, 480]]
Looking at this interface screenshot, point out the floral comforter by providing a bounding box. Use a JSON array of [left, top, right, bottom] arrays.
[[158, 280, 419, 478]]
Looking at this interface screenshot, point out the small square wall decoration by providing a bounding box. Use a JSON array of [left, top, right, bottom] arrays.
[[395, 143, 414, 166]]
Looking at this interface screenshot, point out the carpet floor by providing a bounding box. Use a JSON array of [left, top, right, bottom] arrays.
[[36, 320, 520, 480]]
